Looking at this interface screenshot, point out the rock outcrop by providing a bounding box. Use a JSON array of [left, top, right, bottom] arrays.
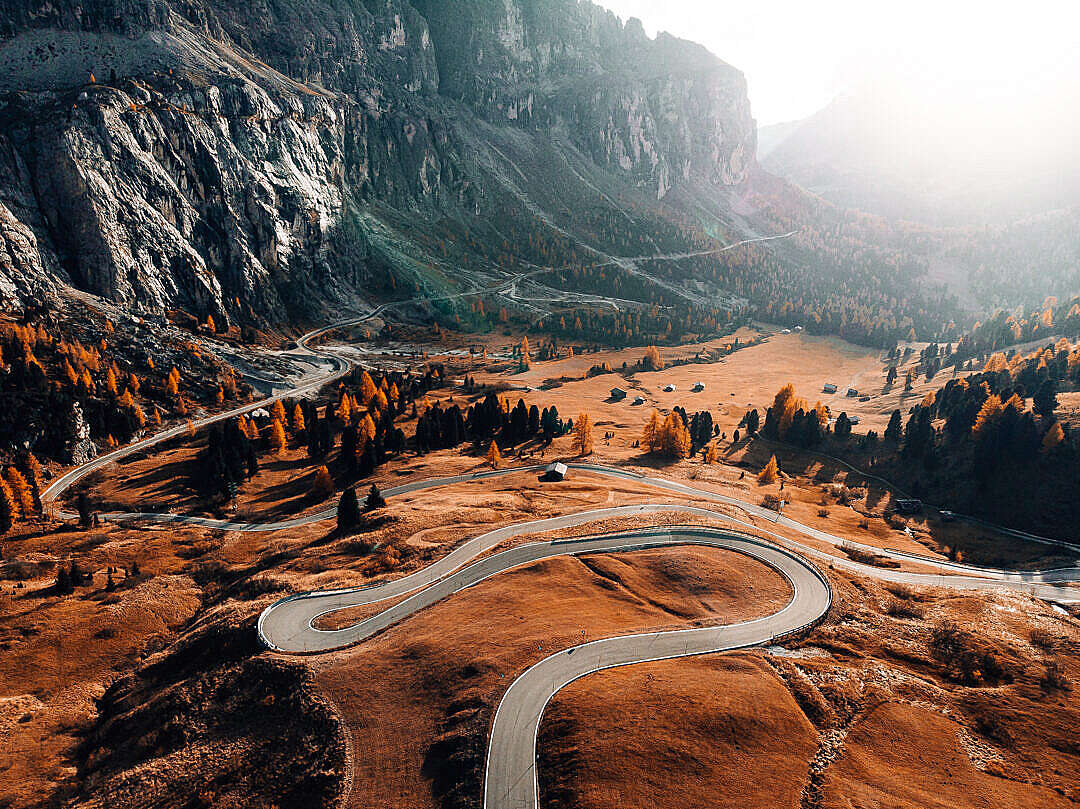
[[0, 0, 757, 323]]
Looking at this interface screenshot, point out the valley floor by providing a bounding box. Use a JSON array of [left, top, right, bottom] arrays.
[[4, 327, 1079, 809]]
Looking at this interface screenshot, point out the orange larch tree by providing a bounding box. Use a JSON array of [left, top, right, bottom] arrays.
[[485, 440, 501, 469], [573, 412, 594, 456], [270, 419, 287, 455]]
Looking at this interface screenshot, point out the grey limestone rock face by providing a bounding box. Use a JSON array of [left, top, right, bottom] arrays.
[[0, 0, 756, 321], [64, 400, 97, 465]]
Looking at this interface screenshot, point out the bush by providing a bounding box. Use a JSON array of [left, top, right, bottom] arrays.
[[761, 494, 783, 510], [1029, 627, 1058, 652], [972, 708, 1012, 746], [363, 484, 386, 512], [885, 599, 924, 620], [1041, 660, 1070, 692], [930, 622, 1008, 685], [885, 512, 907, 530], [841, 545, 901, 568], [1, 559, 48, 580], [884, 583, 924, 601], [238, 575, 287, 600]]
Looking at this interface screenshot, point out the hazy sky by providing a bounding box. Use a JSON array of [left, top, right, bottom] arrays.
[[597, 1, 1080, 125]]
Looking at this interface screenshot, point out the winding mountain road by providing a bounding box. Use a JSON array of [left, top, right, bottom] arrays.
[[261, 522, 831, 809]]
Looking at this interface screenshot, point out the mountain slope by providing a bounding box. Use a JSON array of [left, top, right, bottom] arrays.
[[0, 0, 757, 327]]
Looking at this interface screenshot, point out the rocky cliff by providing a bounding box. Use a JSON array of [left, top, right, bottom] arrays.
[[0, 0, 757, 325]]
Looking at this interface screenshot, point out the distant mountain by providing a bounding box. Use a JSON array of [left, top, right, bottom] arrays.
[[760, 84, 1080, 226]]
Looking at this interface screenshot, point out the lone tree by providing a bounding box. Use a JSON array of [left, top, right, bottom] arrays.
[[485, 440, 501, 469], [310, 465, 334, 500], [642, 410, 662, 453], [55, 562, 73, 595], [337, 487, 360, 531], [77, 491, 92, 528], [364, 483, 386, 512], [519, 335, 531, 371], [757, 455, 780, 485], [573, 412, 594, 456]]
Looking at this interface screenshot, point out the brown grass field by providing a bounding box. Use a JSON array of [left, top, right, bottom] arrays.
[[5, 329, 1080, 809]]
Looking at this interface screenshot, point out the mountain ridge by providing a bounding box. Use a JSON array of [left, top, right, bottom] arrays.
[[0, 0, 758, 326]]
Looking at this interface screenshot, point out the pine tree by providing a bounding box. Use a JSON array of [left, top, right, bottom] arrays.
[[338, 487, 360, 531], [364, 483, 386, 512], [292, 403, 306, 433], [1041, 421, 1065, 452], [973, 395, 1004, 435], [270, 418, 287, 455], [519, 335, 531, 371], [5, 468, 34, 517], [0, 479, 16, 534], [77, 491, 92, 527], [573, 412, 594, 456], [1033, 379, 1059, 419], [23, 454, 44, 511], [658, 412, 691, 459], [310, 465, 334, 500], [360, 414, 376, 445], [485, 440, 501, 468], [834, 412, 852, 440], [360, 372, 377, 405], [55, 562, 73, 595], [642, 410, 662, 453], [757, 455, 780, 485], [271, 399, 287, 424], [884, 410, 902, 443]]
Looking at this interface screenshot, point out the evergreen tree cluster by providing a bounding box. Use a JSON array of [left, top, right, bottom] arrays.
[[198, 419, 257, 500], [417, 392, 566, 456]]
